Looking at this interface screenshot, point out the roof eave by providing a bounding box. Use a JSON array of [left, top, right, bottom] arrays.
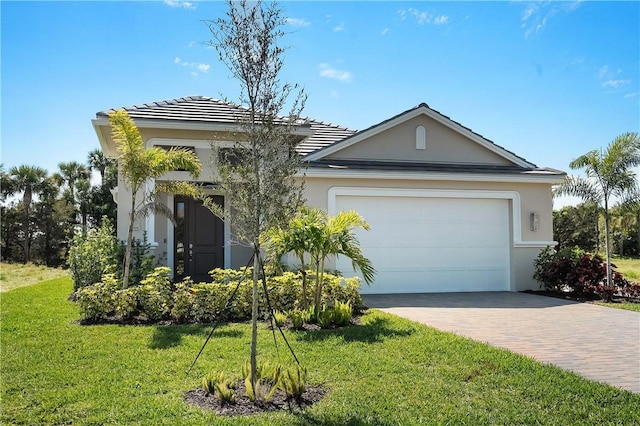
[[298, 166, 566, 184]]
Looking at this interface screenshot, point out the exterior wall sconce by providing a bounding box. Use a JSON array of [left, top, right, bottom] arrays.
[[530, 212, 540, 231]]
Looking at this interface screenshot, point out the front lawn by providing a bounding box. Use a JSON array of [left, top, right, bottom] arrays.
[[0, 261, 68, 292], [612, 255, 640, 281], [2, 278, 638, 425], [595, 301, 640, 312]]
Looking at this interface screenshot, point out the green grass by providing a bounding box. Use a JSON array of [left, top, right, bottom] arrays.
[[2, 278, 639, 425], [611, 256, 640, 281], [595, 301, 640, 312], [0, 262, 68, 292]]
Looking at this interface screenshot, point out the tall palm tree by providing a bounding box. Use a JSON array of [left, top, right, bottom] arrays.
[[58, 161, 90, 204], [88, 149, 114, 187], [0, 164, 15, 201], [109, 109, 202, 288], [556, 132, 640, 286], [7, 165, 48, 263]]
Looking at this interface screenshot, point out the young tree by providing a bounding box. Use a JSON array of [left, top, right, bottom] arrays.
[[7, 165, 48, 263], [556, 132, 640, 286], [108, 109, 202, 289], [206, 0, 306, 392]]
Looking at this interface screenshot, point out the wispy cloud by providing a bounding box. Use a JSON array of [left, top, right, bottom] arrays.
[[333, 22, 345, 32], [397, 8, 449, 25], [287, 17, 310, 27], [520, 1, 582, 38], [433, 15, 449, 25], [164, 0, 196, 10], [174, 56, 210, 76], [603, 79, 631, 89], [319, 63, 352, 83], [381, 28, 390, 36], [597, 64, 635, 96]]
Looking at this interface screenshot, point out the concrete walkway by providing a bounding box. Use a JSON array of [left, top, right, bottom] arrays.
[[363, 292, 640, 394]]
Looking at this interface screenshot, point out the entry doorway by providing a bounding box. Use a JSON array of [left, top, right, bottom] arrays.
[[174, 196, 224, 282]]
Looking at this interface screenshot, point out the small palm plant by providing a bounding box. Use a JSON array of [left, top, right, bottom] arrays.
[[279, 365, 307, 403], [242, 360, 282, 403], [267, 207, 375, 319]]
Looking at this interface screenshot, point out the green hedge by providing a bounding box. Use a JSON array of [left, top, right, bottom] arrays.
[[76, 267, 363, 323]]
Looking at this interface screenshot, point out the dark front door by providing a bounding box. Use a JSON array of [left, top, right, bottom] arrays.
[[174, 196, 224, 282]]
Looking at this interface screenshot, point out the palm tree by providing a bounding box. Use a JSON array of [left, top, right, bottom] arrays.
[[556, 132, 640, 286], [7, 165, 48, 262], [58, 161, 90, 203], [268, 207, 375, 315], [310, 210, 376, 315], [88, 149, 114, 187], [266, 206, 325, 309], [108, 109, 202, 288], [1, 164, 15, 201]]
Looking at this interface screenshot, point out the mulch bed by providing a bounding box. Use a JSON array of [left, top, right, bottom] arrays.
[[184, 380, 327, 416]]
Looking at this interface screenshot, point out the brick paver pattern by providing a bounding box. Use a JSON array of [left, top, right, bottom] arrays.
[[363, 292, 640, 394]]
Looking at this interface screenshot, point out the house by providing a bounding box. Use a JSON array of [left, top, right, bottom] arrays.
[[92, 96, 565, 293]]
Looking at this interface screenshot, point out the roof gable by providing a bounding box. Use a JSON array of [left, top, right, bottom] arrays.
[[304, 103, 536, 168]]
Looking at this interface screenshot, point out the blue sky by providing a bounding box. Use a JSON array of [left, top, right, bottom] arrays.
[[2, 1, 639, 208]]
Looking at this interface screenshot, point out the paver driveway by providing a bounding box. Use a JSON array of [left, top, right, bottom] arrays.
[[363, 292, 640, 394]]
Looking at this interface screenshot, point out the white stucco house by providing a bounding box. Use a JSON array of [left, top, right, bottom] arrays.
[[92, 96, 564, 294]]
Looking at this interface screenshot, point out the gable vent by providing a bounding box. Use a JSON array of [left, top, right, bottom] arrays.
[[416, 125, 426, 150]]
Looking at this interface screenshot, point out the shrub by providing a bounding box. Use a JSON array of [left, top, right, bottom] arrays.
[[532, 246, 633, 300], [273, 310, 287, 327], [137, 267, 172, 321], [620, 282, 640, 301], [74, 267, 364, 325], [202, 371, 237, 404], [115, 233, 156, 287], [191, 283, 234, 323], [170, 278, 194, 322], [317, 306, 334, 328], [533, 246, 584, 293], [242, 360, 281, 403], [279, 365, 307, 402], [67, 219, 118, 291], [333, 300, 353, 326], [114, 287, 138, 319], [289, 308, 312, 330], [76, 274, 119, 320]]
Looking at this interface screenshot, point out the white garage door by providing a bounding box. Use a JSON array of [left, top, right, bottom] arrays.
[[334, 195, 510, 293]]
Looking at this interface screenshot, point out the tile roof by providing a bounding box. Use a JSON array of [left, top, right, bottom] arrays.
[[307, 158, 565, 176], [96, 96, 356, 156]]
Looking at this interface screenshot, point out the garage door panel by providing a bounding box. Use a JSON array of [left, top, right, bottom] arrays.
[[335, 195, 510, 293]]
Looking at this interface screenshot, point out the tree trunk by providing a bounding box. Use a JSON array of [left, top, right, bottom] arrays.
[[604, 202, 612, 287], [301, 269, 308, 310], [637, 211, 640, 255], [594, 210, 600, 253], [314, 257, 325, 318], [122, 196, 136, 289], [250, 243, 260, 394], [22, 190, 32, 264]]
